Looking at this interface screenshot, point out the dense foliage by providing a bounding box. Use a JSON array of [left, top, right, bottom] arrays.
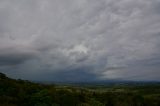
[[0, 73, 160, 106]]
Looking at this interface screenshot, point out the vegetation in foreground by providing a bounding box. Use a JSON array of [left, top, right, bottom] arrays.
[[0, 72, 160, 106]]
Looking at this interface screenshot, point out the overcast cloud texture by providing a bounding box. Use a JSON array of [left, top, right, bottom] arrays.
[[0, 0, 160, 82]]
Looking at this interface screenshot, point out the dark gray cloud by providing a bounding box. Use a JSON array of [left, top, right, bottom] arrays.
[[0, 0, 160, 81], [0, 53, 34, 66]]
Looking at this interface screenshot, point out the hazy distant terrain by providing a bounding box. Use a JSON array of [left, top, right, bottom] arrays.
[[1, 73, 160, 106]]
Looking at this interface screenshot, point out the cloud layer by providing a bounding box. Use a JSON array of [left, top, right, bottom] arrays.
[[0, 0, 160, 81]]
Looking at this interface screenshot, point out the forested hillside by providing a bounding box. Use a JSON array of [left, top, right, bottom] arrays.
[[0, 72, 160, 106]]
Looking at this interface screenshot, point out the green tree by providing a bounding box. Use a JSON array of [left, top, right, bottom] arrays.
[[30, 89, 52, 106]]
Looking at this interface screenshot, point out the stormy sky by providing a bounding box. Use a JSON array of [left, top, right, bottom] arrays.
[[0, 0, 160, 82]]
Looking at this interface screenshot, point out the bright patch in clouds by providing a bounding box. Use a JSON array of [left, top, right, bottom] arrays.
[[71, 45, 88, 54]]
